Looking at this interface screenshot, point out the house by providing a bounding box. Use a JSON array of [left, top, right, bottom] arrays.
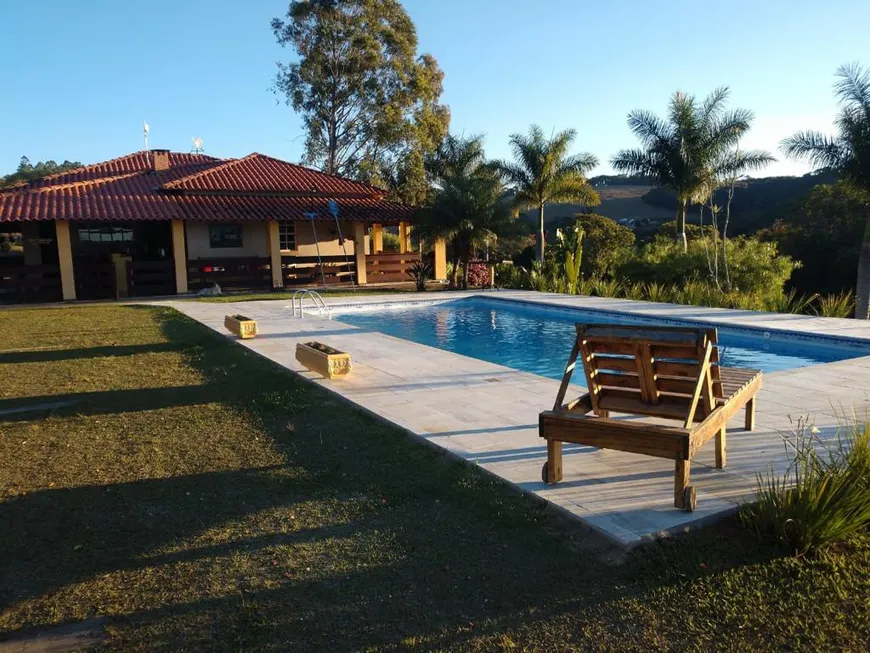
[[0, 149, 447, 302]]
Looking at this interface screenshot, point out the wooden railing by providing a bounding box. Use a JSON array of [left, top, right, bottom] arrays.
[[281, 254, 357, 286], [74, 260, 116, 300], [0, 263, 63, 303], [127, 259, 176, 297], [365, 252, 421, 283], [187, 257, 272, 291]]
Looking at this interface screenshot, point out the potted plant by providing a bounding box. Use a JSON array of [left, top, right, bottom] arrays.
[[224, 314, 258, 339], [295, 341, 352, 379]]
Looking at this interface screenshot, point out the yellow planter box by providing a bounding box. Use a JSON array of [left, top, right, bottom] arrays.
[[295, 341, 352, 379], [224, 314, 258, 339]]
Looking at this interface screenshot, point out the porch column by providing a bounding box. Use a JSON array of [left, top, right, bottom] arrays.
[[171, 219, 188, 294], [371, 223, 384, 253], [353, 221, 367, 285], [266, 220, 283, 289], [55, 220, 76, 301], [398, 222, 410, 254], [434, 237, 447, 281]]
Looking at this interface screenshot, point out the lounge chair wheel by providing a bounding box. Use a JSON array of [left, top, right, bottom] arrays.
[[683, 485, 697, 512], [541, 461, 550, 484]]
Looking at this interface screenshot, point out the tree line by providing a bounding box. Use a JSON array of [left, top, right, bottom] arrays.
[[273, 1, 869, 318]]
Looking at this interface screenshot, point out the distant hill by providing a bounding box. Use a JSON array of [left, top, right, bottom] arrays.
[[641, 172, 837, 234], [520, 184, 671, 227], [518, 172, 837, 240]]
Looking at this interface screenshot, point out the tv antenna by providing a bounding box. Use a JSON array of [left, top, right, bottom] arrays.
[[143, 120, 150, 151], [191, 137, 204, 154]]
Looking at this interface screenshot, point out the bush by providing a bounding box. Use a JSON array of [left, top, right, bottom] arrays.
[[466, 262, 492, 288], [740, 421, 870, 557], [494, 262, 528, 289], [814, 291, 855, 318], [406, 260, 433, 292], [573, 214, 635, 278], [616, 232, 796, 307]]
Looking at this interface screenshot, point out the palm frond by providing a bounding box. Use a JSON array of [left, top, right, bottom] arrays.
[[702, 86, 730, 121], [626, 110, 671, 147], [716, 149, 777, 177], [561, 152, 599, 174], [835, 62, 870, 108], [781, 130, 846, 170]]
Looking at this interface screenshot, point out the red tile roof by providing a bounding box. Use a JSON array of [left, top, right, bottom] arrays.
[[0, 151, 413, 224], [161, 153, 384, 196]]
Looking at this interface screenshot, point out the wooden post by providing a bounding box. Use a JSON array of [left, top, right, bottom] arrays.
[[266, 220, 283, 289], [353, 221, 367, 285], [371, 224, 384, 253], [745, 398, 756, 431], [398, 222, 409, 253], [434, 237, 447, 281], [55, 220, 76, 301], [171, 219, 188, 294], [715, 428, 726, 469], [546, 439, 563, 483], [674, 459, 690, 509]]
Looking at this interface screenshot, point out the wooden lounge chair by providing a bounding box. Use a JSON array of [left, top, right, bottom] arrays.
[[539, 324, 762, 511]]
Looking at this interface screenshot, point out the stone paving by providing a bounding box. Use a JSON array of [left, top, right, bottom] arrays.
[[166, 291, 870, 548]]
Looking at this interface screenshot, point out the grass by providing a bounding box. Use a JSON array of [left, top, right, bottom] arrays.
[[1, 305, 869, 650]]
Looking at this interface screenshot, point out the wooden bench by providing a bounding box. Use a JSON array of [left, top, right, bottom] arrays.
[[539, 324, 762, 511]]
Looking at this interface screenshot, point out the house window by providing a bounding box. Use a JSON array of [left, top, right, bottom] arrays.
[[278, 221, 296, 251], [78, 226, 134, 243], [209, 224, 243, 248]]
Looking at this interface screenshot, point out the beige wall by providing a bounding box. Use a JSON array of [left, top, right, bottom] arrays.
[[291, 220, 369, 257], [185, 221, 268, 259], [185, 220, 371, 260]]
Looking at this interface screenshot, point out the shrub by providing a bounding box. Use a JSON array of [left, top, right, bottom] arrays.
[[740, 421, 870, 557], [616, 233, 797, 307], [573, 214, 635, 278], [770, 288, 819, 315], [406, 260, 433, 291], [814, 291, 855, 318], [466, 262, 492, 288], [494, 263, 529, 289]]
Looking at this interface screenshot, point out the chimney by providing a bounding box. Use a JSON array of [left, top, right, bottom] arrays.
[[152, 149, 170, 172]]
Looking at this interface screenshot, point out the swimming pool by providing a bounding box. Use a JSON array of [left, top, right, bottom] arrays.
[[336, 297, 870, 377]]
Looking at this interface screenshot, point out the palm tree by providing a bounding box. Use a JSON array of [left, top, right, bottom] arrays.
[[612, 88, 772, 251], [783, 63, 870, 319], [493, 125, 599, 261], [416, 134, 516, 288]]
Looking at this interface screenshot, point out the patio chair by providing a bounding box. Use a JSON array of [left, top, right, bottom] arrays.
[[539, 324, 762, 511]]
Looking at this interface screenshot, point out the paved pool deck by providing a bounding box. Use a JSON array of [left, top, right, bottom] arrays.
[[165, 291, 870, 548]]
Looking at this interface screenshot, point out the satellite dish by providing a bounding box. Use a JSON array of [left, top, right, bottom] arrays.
[[191, 137, 204, 153]]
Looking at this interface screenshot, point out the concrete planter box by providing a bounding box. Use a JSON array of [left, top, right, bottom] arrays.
[[295, 341, 352, 379], [224, 314, 258, 339]]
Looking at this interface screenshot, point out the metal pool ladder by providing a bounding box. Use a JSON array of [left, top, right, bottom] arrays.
[[292, 289, 331, 319]]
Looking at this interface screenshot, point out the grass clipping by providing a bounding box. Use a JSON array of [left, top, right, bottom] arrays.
[[740, 418, 870, 557]]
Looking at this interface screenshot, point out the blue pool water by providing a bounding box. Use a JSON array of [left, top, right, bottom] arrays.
[[336, 298, 870, 378]]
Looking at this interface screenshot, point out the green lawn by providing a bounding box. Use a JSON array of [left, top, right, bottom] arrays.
[[1, 305, 868, 651]]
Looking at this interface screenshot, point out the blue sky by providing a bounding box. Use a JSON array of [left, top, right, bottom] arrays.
[[1, 0, 867, 177]]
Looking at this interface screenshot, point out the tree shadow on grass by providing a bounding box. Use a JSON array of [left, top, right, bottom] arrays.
[[0, 342, 187, 365]]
